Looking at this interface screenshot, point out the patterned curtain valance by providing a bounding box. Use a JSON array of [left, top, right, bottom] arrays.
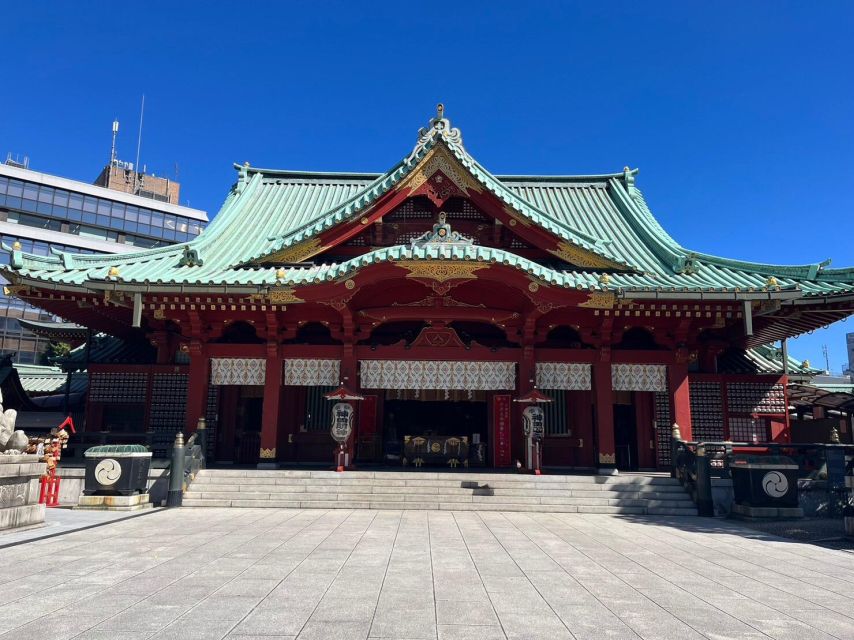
[[210, 358, 266, 386], [536, 363, 591, 391], [283, 359, 340, 386], [612, 364, 667, 392], [360, 360, 516, 391]]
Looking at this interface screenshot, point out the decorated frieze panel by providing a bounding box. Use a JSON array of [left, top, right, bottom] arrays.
[[283, 359, 341, 387], [535, 362, 591, 390], [360, 360, 515, 391], [611, 364, 667, 392], [210, 358, 266, 386]]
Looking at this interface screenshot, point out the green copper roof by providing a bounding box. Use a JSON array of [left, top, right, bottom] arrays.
[[3, 111, 854, 301]]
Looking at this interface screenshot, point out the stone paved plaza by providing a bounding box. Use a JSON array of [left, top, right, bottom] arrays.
[[1, 508, 853, 640]]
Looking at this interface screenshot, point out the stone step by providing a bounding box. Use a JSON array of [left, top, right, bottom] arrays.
[[185, 470, 696, 515], [193, 469, 680, 485], [184, 482, 689, 500], [182, 498, 656, 514]]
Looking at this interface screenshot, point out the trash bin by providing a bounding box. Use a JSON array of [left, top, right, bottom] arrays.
[[84, 444, 152, 496], [729, 454, 799, 508]]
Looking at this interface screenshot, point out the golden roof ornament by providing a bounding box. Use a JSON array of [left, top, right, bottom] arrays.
[[12, 241, 21, 251], [598, 273, 611, 286], [766, 276, 779, 288], [801, 359, 810, 369], [275, 267, 286, 281], [107, 266, 120, 279]]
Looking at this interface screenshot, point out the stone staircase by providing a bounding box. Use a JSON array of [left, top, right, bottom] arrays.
[[184, 470, 696, 515]]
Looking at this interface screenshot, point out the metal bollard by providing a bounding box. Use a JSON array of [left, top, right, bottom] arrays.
[[166, 432, 185, 507], [670, 423, 682, 479], [196, 416, 207, 461], [695, 443, 714, 517]]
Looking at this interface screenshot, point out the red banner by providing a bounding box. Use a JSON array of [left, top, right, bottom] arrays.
[[493, 394, 512, 467]]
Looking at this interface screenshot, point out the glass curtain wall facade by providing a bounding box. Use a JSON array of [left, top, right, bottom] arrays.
[[0, 165, 208, 364]]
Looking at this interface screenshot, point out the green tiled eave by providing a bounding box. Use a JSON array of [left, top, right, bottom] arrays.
[[2, 124, 853, 300]]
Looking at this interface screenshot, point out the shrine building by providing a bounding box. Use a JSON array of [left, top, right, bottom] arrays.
[[3, 106, 853, 472]]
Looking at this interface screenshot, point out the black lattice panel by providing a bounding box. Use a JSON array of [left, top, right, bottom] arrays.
[[726, 381, 786, 414], [205, 386, 219, 457], [89, 372, 148, 403], [728, 416, 770, 442], [689, 381, 725, 442], [149, 374, 188, 457], [654, 392, 672, 466]]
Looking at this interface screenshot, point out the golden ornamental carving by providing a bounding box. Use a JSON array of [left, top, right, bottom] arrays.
[[598, 453, 616, 465], [259, 447, 276, 459], [552, 241, 621, 269], [153, 309, 165, 320], [397, 260, 487, 283], [260, 237, 323, 264], [344, 279, 356, 290], [267, 289, 304, 305], [579, 291, 616, 309], [528, 281, 540, 293], [399, 145, 482, 196]]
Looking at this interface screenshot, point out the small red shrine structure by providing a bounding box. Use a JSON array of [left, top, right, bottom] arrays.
[[3, 106, 853, 471]]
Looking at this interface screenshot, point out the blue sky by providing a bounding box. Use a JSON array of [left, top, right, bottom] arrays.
[[1, 1, 852, 371]]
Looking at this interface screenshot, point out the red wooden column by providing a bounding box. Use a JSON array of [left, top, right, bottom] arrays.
[[185, 339, 209, 434], [593, 351, 617, 473], [259, 341, 282, 466], [668, 362, 693, 442]]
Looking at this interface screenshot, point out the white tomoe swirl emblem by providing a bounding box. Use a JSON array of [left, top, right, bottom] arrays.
[[94, 459, 122, 485], [761, 471, 788, 498]]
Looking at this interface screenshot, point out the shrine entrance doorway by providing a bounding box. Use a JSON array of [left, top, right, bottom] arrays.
[[215, 385, 264, 465], [381, 390, 489, 467]]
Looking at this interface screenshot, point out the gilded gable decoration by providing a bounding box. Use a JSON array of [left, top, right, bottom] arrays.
[[398, 260, 487, 283]]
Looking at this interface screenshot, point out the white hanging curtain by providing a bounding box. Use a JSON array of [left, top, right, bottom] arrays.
[[611, 364, 667, 392], [283, 359, 341, 386], [360, 360, 516, 390], [210, 358, 266, 386], [535, 363, 591, 390]]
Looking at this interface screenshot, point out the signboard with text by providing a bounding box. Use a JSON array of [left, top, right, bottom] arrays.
[[493, 394, 512, 467], [331, 402, 354, 443]]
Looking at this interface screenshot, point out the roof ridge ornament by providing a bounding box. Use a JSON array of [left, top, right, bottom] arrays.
[[411, 212, 473, 248], [409, 103, 464, 162]]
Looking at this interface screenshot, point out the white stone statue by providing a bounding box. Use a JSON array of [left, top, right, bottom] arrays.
[[0, 390, 26, 455]]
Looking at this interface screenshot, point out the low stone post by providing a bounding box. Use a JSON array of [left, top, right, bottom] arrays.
[[695, 443, 714, 517], [670, 423, 682, 479], [166, 432, 185, 508]]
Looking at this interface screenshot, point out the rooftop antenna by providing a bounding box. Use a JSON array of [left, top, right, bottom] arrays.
[[134, 94, 145, 194], [110, 119, 119, 164], [822, 344, 831, 373]]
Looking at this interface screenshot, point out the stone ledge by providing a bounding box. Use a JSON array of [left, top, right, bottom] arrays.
[[731, 502, 804, 520], [75, 493, 152, 510], [0, 503, 45, 530]]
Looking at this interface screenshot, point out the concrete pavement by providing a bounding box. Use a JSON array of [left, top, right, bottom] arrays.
[[0, 508, 852, 639]]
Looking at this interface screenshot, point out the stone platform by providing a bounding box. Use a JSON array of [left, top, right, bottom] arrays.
[[731, 502, 804, 520], [0, 454, 46, 531], [75, 493, 153, 512]]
